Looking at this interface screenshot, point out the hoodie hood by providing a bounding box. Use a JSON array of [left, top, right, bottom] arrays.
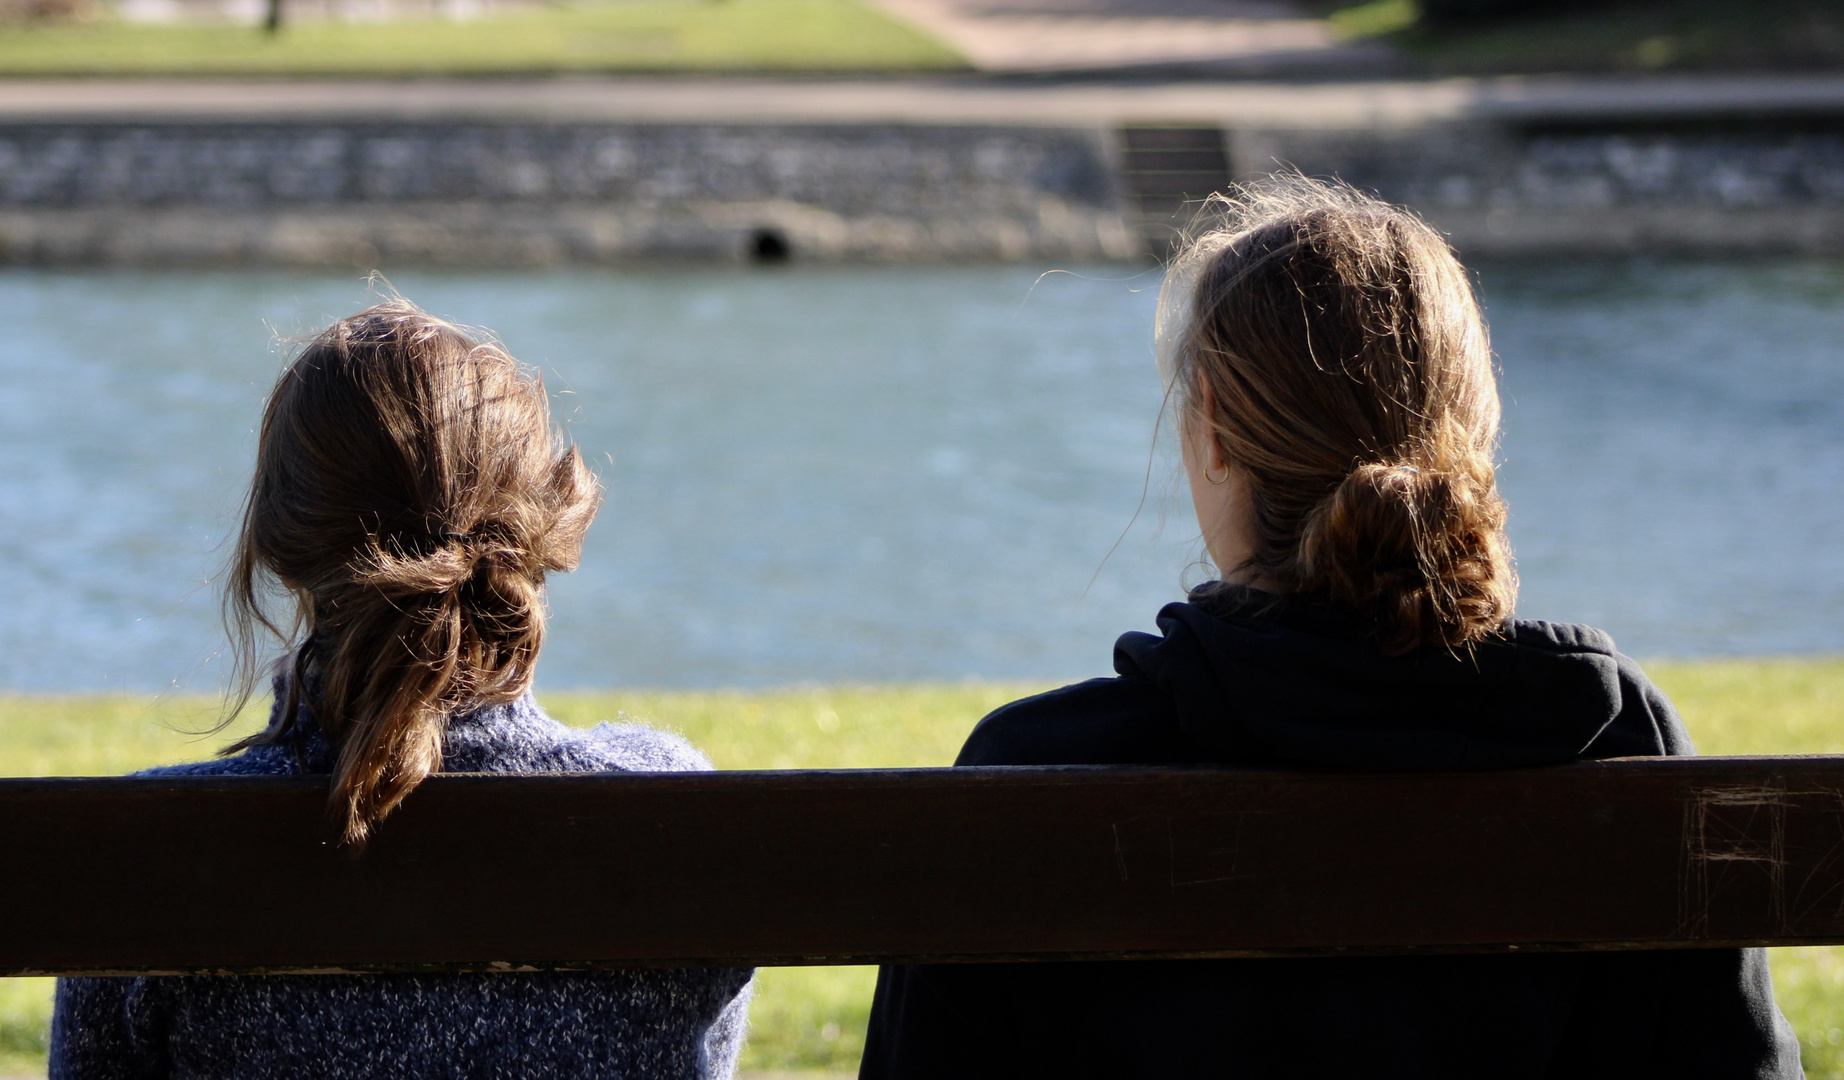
[[1113, 584, 1628, 770]]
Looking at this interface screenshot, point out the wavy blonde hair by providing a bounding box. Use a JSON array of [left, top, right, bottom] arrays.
[[1157, 176, 1515, 654], [224, 300, 601, 844]]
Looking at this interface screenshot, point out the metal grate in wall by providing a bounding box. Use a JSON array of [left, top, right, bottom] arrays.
[[1117, 124, 1232, 255]]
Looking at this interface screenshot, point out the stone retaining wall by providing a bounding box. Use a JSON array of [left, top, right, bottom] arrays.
[[4, 114, 1844, 265], [1243, 122, 1844, 255], [0, 122, 1139, 264]]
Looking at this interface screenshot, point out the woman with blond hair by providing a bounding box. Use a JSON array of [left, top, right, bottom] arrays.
[[51, 302, 752, 1079], [860, 180, 1800, 1078]]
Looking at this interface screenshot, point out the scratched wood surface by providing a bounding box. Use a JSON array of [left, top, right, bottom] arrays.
[[4, 758, 1844, 976]]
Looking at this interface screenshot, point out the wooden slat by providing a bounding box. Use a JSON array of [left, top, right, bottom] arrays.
[[5, 758, 1844, 976]]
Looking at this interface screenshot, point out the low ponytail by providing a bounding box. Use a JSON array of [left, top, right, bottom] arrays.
[[223, 301, 600, 844], [1161, 177, 1516, 654]]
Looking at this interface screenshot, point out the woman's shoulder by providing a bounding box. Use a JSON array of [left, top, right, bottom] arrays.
[[130, 696, 715, 779], [1455, 616, 1693, 760], [441, 695, 715, 775], [1502, 617, 1619, 656], [571, 721, 716, 774], [955, 676, 1192, 768], [1505, 620, 1696, 759], [132, 740, 306, 778]]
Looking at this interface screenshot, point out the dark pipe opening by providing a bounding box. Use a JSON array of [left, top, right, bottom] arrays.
[[749, 228, 791, 264]]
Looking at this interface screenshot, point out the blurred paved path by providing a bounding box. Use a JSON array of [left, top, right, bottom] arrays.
[[4, 74, 1844, 127], [862, 0, 1387, 77]]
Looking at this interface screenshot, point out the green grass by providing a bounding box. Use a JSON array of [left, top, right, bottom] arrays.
[[1648, 658, 1844, 757], [742, 965, 878, 1075], [1324, 0, 1844, 74], [1, 661, 1843, 1076], [1326, 0, 1418, 42], [0, 0, 966, 77], [0, 977, 51, 1078], [542, 684, 1037, 772]]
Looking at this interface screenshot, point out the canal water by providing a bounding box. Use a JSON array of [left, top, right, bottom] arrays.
[[0, 259, 1839, 692]]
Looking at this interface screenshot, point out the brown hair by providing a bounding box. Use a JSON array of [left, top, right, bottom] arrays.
[[1157, 177, 1515, 655], [224, 300, 600, 844]]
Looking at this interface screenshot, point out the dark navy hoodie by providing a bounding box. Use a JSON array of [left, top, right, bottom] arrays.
[[860, 585, 1803, 1079]]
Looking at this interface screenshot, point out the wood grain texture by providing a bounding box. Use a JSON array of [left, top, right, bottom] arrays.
[[6, 757, 1844, 976]]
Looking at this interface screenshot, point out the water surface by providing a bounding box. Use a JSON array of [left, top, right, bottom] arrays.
[[0, 259, 1838, 691]]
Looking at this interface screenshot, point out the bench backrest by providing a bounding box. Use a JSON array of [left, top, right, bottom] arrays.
[[5, 756, 1841, 977]]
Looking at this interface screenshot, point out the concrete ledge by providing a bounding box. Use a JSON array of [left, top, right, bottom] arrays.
[[1437, 205, 1844, 257], [0, 202, 1143, 266], [7, 75, 1844, 128]]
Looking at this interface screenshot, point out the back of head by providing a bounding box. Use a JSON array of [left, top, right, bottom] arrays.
[[1157, 177, 1515, 654], [226, 300, 600, 843]]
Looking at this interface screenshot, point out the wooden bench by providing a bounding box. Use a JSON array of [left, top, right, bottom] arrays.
[[5, 756, 1843, 976]]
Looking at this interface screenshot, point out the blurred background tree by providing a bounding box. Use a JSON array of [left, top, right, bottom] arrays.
[[1327, 0, 1844, 73]]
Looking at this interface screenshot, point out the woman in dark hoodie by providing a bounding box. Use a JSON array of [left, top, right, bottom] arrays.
[[859, 179, 1802, 1079]]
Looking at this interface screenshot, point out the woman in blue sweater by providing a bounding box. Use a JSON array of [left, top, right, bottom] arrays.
[[52, 301, 752, 1079], [860, 180, 1803, 1078]]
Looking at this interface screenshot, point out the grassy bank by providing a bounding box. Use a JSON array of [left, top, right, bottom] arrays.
[[0, 0, 965, 77], [2, 660, 1843, 1076]]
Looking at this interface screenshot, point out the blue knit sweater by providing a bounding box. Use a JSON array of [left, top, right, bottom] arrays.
[[50, 690, 755, 1080]]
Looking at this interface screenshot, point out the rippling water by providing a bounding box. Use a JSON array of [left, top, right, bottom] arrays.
[[0, 259, 1838, 691]]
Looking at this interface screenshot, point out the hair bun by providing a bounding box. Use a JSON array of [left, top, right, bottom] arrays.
[[1299, 457, 1512, 655]]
